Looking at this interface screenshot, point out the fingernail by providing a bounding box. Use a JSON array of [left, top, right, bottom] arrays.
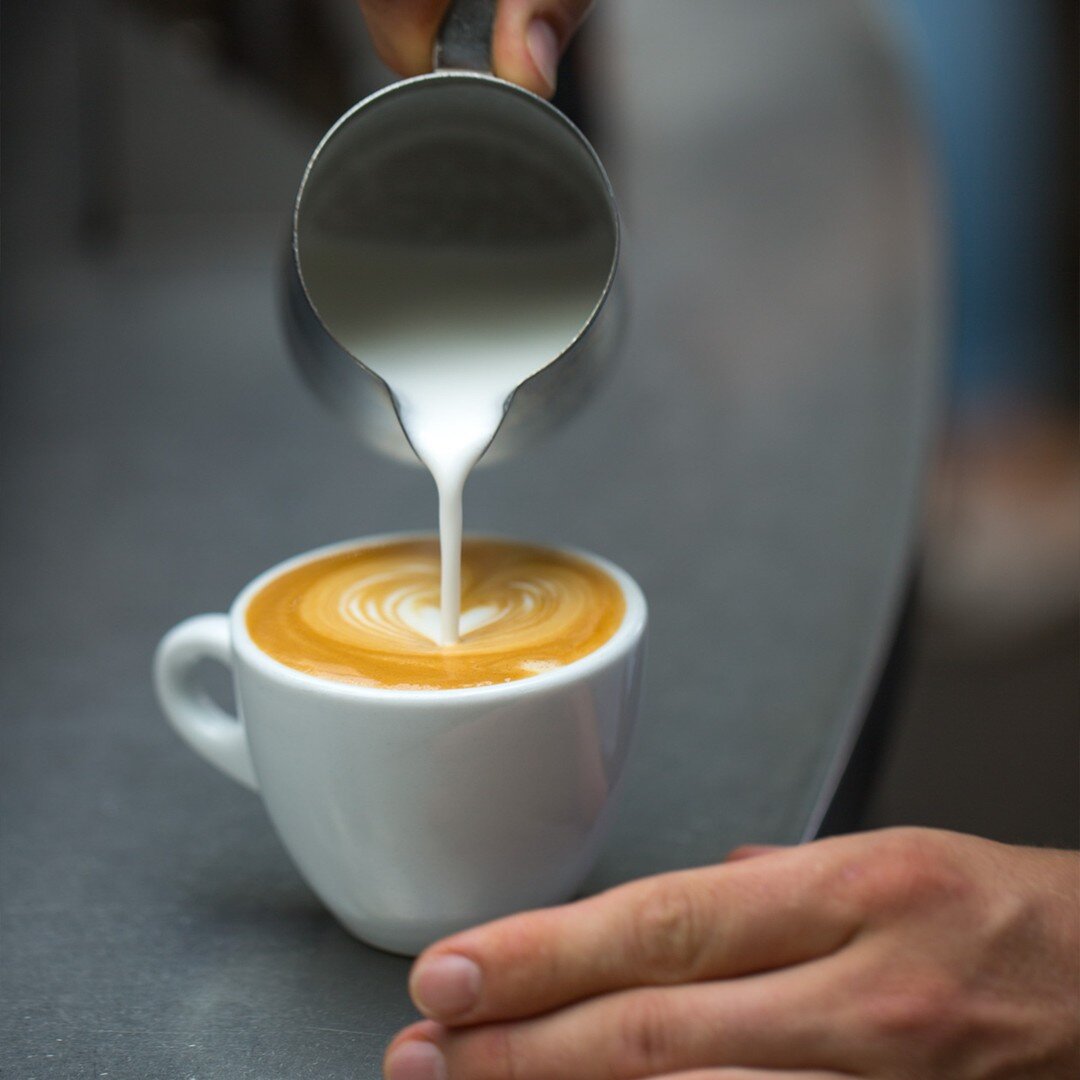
[[411, 954, 482, 1019], [385, 1040, 446, 1080], [526, 18, 559, 93]]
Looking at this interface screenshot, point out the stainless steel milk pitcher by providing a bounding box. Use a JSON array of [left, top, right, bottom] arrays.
[[282, 0, 623, 466]]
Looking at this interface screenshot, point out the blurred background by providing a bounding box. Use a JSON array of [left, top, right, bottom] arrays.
[[3, 0, 1076, 850]]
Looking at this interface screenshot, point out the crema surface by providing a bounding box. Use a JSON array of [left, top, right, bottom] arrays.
[[246, 539, 625, 689]]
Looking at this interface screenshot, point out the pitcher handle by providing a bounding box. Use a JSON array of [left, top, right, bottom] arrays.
[[153, 614, 258, 791], [434, 0, 495, 72]]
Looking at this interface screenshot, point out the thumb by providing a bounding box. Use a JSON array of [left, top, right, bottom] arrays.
[[492, 0, 594, 98]]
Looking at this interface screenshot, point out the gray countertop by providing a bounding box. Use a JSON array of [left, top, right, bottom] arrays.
[[2, 2, 939, 1076]]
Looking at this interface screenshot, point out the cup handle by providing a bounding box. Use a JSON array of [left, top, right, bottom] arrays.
[[153, 614, 258, 791]]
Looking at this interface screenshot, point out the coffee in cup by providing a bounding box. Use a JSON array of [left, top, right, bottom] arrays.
[[246, 536, 625, 690]]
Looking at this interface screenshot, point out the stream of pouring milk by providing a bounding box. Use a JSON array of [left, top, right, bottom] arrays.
[[301, 237, 609, 644]]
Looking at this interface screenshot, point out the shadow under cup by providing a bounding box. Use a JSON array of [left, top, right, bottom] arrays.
[[154, 535, 647, 955]]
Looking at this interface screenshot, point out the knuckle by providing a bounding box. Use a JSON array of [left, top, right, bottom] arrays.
[[629, 878, 708, 980], [866, 977, 940, 1035], [841, 828, 971, 921], [617, 992, 676, 1075], [860, 973, 967, 1058]]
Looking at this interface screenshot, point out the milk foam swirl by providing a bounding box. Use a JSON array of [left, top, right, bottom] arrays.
[[246, 539, 625, 689]]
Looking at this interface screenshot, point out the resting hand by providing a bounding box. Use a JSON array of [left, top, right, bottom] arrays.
[[356, 0, 593, 97], [385, 827, 1079, 1079]]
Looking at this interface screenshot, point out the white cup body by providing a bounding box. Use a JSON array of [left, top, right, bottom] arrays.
[[155, 536, 647, 955]]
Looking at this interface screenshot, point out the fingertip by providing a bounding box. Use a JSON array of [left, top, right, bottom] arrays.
[[524, 18, 559, 95], [492, 2, 564, 97], [386, 1019, 445, 1056], [726, 843, 787, 863], [383, 1025, 447, 1080], [358, 0, 448, 77], [409, 952, 483, 1021], [367, 28, 434, 78]]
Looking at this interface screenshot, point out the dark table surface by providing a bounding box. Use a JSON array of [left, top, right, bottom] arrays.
[[2, 3, 939, 1076]]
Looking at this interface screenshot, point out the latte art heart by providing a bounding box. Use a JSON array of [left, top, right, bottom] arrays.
[[394, 600, 503, 642], [246, 539, 625, 689]]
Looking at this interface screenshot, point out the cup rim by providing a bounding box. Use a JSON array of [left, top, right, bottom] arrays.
[[230, 533, 647, 702]]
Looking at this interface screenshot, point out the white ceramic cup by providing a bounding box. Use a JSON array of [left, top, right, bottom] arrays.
[[154, 535, 647, 955]]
